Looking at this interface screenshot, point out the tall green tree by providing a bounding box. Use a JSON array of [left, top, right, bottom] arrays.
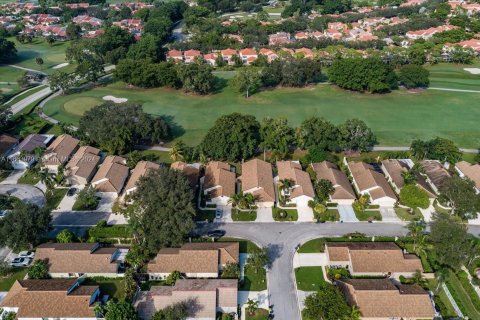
[[200, 113, 260, 161], [296, 117, 339, 151], [398, 64, 430, 88], [247, 247, 269, 274], [260, 117, 295, 158], [27, 260, 50, 279], [96, 300, 139, 320], [303, 282, 351, 320], [430, 212, 470, 269], [0, 37, 17, 62], [232, 67, 262, 98], [439, 176, 480, 220], [129, 168, 196, 252], [177, 62, 215, 95], [151, 302, 189, 320], [0, 202, 51, 251], [338, 119, 376, 152]]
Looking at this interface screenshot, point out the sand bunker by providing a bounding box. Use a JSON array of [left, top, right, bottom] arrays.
[[103, 95, 128, 103], [52, 63, 69, 69], [464, 68, 480, 75]]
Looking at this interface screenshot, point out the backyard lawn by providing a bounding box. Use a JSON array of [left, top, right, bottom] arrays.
[[295, 266, 326, 291], [240, 265, 267, 291], [43, 77, 480, 148], [0, 268, 28, 291], [46, 188, 68, 210], [82, 277, 125, 300]]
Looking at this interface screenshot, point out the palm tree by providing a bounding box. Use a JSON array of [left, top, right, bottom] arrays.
[[39, 168, 56, 191], [169, 140, 185, 162], [279, 178, 294, 194], [411, 270, 427, 287], [228, 193, 243, 208], [435, 267, 450, 294], [228, 192, 256, 210], [407, 219, 426, 253], [243, 192, 257, 209], [346, 305, 361, 320], [401, 170, 416, 185], [246, 298, 259, 316]]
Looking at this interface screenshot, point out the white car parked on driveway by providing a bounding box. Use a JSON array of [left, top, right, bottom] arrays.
[[18, 251, 35, 259], [9, 257, 32, 267]]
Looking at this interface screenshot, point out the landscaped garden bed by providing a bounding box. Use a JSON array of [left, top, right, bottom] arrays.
[[272, 207, 298, 221]]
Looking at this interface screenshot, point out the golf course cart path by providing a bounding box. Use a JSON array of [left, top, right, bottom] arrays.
[[10, 86, 52, 115], [8, 64, 47, 76], [429, 87, 480, 93]]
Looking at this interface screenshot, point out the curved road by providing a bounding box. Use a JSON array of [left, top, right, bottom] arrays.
[[0, 184, 45, 207]]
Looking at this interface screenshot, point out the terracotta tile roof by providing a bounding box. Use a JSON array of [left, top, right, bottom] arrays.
[[43, 134, 80, 166], [456, 161, 480, 190], [348, 161, 397, 201], [125, 161, 160, 192], [147, 242, 239, 274], [184, 49, 201, 57], [221, 48, 237, 56], [241, 159, 275, 202], [203, 161, 236, 198], [420, 160, 451, 190], [0, 134, 17, 155], [170, 161, 200, 188], [0, 279, 98, 318], [91, 155, 129, 193], [327, 242, 423, 273], [240, 48, 257, 56], [311, 161, 356, 200], [65, 146, 101, 180], [135, 279, 237, 320], [34, 243, 120, 274], [277, 161, 315, 199], [338, 279, 435, 319]]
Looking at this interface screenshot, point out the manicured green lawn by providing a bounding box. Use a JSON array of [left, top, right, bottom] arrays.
[[445, 271, 480, 319], [232, 209, 257, 221], [316, 209, 340, 222], [17, 169, 40, 185], [43, 80, 480, 148], [246, 308, 269, 320], [298, 238, 326, 253], [272, 207, 298, 221], [354, 209, 382, 221], [136, 150, 171, 164], [0, 268, 28, 291], [295, 266, 325, 291], [82, 277, 125, 300], [196, 209, 215, 222], [394, 207, 424, 221], [426, 63, 480, 91], [46, 188, 68, 210], [0, 65, 26, 83], [240, 265, 267, 291], [3, 85, 47, 108]]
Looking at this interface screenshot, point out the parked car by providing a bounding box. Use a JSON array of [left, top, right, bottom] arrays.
[[18, 251, 35, 259], [215, 209, 222, 219], [67, 188, 77, 197], [10, 257, 32, 267], [206, 230, 225, 238]]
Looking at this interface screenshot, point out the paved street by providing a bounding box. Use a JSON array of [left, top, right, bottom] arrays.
[[0, 184, 45, 206], [51, 211, 110, 227]]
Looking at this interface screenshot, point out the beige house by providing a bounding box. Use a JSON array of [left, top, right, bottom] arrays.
[[240, 159, 275, 207], [381, 159, 436, 199], [34, 243, 128, 278], [326, 242, 423, 277], [419, 160, 451, 195], [91, 155, 129, 194], [202, 161, 236, 205], [124, 161, 161, 196], [147, 242, 239, 279], [171, 161, 200, 189], [0, 278, 100, 319], [347, 160, 397, 207], [311, 161, 356, 204], [455, 161, 480, 193], [42, 134, 80, 172], [65, 146, 101, 186], [277, 161, 315, 206], [337, 279, 435, 320], [135, 279, 238, 320]]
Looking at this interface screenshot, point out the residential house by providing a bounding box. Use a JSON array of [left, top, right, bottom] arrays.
[[259, 48, 279, 62], [203, 53, 218, 66], [0, 278, 100, 319], [240, 159, 276, 207], [91, 155, 129, 194], [406, 25, 456, 40], [43, 134, 80, 172], [65, 146, 101, 186], [170, 161, 200, 188], [0, 134, 18, 156], [184, 49, 201, 63], [72, 15, 103, 28], [167, 49, 183, 62], [147, 242, 239, 279], [65, 3, 90, 9], [268, 32, 291, 45], [239, 48, 257, 64], [202, 161, 236, 205], [347, 160, 397, 206], [294, 31, 309, 40], [135, 279, 237, 320], [456, 39, 480, 55], [34, 243, 128, 278], [295, 47, 314, 59], [324, 28, 343, 40], [221, 48, 238, 64], [311, 161, 356, 204], [326, 242, 423, 277], [455, 160, 480, 193], [419, 160, 451, 195], [400, 0, 427, 6], [337, 279, 435, 319], [113, 19, 143, 32], [124, 161, 161, 196], [381, 159, 436, 199], [8, 134, 54, 169], [277, 161, 315, 206]]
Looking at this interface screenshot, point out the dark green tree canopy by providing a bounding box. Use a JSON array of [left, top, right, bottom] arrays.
[[79, 102, 170, 154], [303, 282, 351, 320], [328, 57, 398, 93], [411, 137, 462, 163], [338, 118, 376, 152], [200, 113, 261, 161], [177, 62, 216, 95], [0, 202, 51, 251], [296, 117, 338, 151], [130, 168, 196, 252], [0, 37, 17, 62], [151, 302, 189, 320], [260, 117, 295, 157], [439, 176, 480, 220], [398, 64, 430, 89]]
